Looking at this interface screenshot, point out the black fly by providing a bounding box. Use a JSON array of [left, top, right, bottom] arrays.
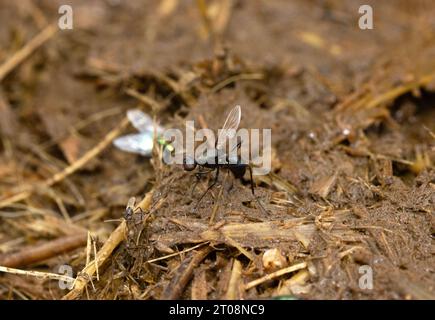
[[183, 105, 264, 211]]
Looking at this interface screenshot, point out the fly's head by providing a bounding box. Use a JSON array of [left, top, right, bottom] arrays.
[[183, 155, 197, 171]]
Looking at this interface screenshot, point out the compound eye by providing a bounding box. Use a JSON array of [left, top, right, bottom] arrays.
[[183, 156, 196, 171], [183, 163, 196, 171]]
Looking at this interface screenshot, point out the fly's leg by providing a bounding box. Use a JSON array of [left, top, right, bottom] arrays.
[[195, 166, 219, 209], [247, 165, 269, 215], [248, 164, 255, 196], [191, 167, 214, 196]]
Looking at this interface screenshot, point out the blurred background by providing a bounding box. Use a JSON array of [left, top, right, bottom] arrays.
[[0, 0, 434, 300]]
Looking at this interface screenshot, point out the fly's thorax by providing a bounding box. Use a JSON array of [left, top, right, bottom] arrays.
[[227, 154, 240, 165], [192, 147, 216, 165]]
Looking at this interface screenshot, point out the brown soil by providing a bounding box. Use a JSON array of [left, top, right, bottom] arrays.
[[0, 0, 434, 300]]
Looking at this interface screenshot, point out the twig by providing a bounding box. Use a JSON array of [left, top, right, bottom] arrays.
[[191, 268, 208, 300], [0, 191, 33, 210], [0, 24, 58, 82], [211, 73, 264, 93], [196, 0, 213, 39], [225, 259, 242, 299], [0, 233, 87, 268], [136, 191, 154, 212], [225, 235, 255, 261], [213, 0, 233, 36], [244, 262, 307, 290], [365, 73, 435, 110], [62, 220, 127, 300], [146, 242, 209, 264], [0, 266, 75, 283], [0, 117, 130, 209], [85, 232, 92, 266], [125, 88, 161, 111], [45, 117, 130, 187], [161, 246, 213, 299], [92, 237, 99, 281]]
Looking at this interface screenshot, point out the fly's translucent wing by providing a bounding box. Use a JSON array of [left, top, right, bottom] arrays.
[[215, 105, 241, 153], [127, 109, 164, 134], [113, 132, 154, 156]]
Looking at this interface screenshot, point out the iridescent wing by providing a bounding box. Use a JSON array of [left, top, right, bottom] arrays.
[[113, 132, 154, 156], [127, 109, 164, 134], [215, 105, 241, 154], [113, 109, 166, 156]]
